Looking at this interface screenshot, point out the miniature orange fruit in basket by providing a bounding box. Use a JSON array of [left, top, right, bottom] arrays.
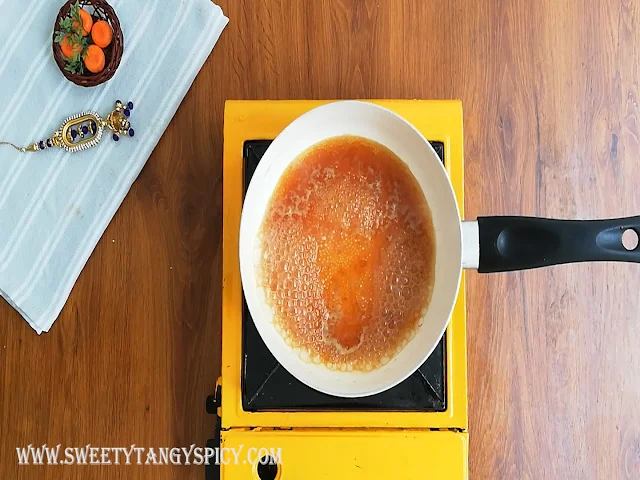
[[91, 20, 113, 48], [84, 44, 105, 73], [60, 34, 82, 59], [73, 8, 93, 36]]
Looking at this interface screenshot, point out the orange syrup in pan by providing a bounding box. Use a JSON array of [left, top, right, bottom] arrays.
[[258, 135, 436, 372]]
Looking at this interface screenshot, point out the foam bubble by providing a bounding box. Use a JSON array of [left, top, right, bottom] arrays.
[[299, 349, 311, 363]]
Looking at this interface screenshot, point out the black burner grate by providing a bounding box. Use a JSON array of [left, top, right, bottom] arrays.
[[241, 140, 447, 411]]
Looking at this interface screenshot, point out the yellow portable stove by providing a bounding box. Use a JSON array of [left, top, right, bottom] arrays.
[[206, 100, 468, 480]]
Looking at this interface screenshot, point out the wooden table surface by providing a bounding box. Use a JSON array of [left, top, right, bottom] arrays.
[[2, 0, 640, 478]]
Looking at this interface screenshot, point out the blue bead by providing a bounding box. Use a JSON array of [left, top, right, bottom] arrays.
[[46, 139, 52, 148], [127, 102, 134, 110], [113, 134, 119, 142], [81, 126, 88, 135], [128, 128, 135, 137], [123, 108, 130, 117], [71, 129, 77, 139], [39, 141, 45, 149]]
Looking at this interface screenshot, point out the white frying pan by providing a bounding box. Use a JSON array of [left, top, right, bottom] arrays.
[[238, 100, 640, 398]]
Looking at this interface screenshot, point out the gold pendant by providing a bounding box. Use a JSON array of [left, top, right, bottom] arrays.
[[0, 100, 135, 153]]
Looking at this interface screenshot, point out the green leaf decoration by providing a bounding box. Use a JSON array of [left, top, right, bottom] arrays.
[[55, 1, 95, 75]]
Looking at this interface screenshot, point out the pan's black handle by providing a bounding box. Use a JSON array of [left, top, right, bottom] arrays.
[[477, 216, 640, 273]]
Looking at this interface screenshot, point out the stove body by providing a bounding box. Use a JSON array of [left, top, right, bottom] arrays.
[[207, 100, 469, 480]]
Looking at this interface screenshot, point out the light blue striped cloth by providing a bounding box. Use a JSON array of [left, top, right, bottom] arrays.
[[0, 0, 228, 333]]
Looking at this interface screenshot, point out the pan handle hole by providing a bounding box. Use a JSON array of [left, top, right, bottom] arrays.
[[622, 229, 639, 251], [256, 456, 279, 480]]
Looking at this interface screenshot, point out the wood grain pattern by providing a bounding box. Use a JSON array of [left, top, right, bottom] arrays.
[[2, 0, 640, 478]]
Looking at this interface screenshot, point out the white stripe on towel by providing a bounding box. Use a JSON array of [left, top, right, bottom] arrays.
[[0, 0, 44, 78]]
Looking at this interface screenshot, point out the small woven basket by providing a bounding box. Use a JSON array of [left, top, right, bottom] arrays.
[[52, 0, 123, 88]]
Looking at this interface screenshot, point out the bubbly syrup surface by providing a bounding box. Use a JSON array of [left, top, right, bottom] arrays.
[[258, 135, 436, 372]]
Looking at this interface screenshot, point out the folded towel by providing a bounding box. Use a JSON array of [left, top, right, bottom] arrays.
[[0, 0, 228, 333]]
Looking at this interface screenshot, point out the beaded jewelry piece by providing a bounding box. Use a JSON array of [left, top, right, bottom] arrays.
[[0, 100, 135, 153]]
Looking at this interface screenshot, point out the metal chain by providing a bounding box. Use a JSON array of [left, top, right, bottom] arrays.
[[0, 141, 27, 153]]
